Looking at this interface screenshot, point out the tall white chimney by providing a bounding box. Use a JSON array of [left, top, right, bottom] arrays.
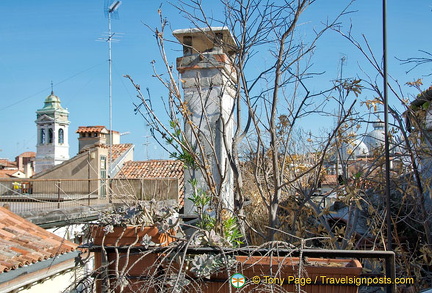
[[173, 27, 237, 215]]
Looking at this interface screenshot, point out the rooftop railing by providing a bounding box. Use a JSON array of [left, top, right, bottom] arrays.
[[0, 178, 179, 215]]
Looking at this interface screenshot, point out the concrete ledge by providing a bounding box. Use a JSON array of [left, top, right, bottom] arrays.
[[177, 53, 229, 73], [17, 204, 116, 228]]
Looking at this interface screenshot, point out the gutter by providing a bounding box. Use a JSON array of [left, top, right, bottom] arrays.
[[0, 251, 80, 293]]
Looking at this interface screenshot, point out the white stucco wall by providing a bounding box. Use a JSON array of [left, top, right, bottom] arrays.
[[18, 271, 77, 293]]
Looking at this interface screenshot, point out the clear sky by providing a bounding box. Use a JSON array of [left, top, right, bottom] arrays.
[[0, 0, 431, 162]]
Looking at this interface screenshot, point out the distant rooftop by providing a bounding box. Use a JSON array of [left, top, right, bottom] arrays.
[[117, 160, 184, 179], [77, 143, 134, 163], [116, 160, 184, 199], [76, 126, 108, 134], [0, 159, 17, 169], [17, 152, 36, 158], [0, 169, 19, 179]]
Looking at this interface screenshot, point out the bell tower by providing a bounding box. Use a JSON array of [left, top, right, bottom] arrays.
[[34, 90, 70, 173]]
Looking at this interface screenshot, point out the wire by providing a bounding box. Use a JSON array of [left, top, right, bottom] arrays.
[[0, 63, 104, 112]]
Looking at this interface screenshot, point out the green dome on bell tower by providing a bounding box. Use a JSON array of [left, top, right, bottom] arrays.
[[36, 90, 69, 120], [38, 91, 67, 112]]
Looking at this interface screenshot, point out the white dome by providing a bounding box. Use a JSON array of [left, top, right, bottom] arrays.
[[352, 140, 369, 157], [340, 136, 369, 159], [364, 121, 385, 150]]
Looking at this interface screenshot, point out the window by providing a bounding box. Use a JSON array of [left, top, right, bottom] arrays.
[[58, 129, 64, 144], [48, 128, 53, 144], [40, 129, 46, 144], [100, 156, 106, 170]]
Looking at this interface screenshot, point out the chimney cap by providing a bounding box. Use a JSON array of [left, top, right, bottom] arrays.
[[173, 27, 236, 55]]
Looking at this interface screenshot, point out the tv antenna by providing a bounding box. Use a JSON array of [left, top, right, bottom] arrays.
[[102, 0, 122, 192], [109, 1, 121, 174]]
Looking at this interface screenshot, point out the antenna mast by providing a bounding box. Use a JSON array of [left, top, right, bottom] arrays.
[[106, 1, 121, 187]]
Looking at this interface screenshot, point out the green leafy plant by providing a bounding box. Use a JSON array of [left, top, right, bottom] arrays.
[[166, 120, 196, 169], [222, 216, 243, 247], [188, 179, 243, 248]]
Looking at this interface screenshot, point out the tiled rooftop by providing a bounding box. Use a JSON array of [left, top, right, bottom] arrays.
[[76, 125, 107, 133], [0, 207, 77, 273], [76, 126, 119, 134], [17, 152, 36, 158], [0, 170, 18, 179], [116, 160, 184, 179], [116, 160, 185, 200], [110, 144, 133, 162], [76, 143, 133, 163], [0, 159, 17, 169]]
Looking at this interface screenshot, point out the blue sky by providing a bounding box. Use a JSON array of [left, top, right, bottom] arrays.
[[0, 0, 431, 162]]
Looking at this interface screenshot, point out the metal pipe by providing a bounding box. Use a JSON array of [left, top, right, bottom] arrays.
[[57, 180, 61, 209], [107, 7, 113, 200], [86, 245, 396, 292], [382, 0, 392, 253]]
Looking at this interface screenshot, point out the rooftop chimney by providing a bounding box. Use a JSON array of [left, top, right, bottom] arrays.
[[173, 27, 237, 215]]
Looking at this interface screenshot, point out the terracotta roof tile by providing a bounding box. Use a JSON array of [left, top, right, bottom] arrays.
[[76, 125, 120, 134], [17, 152, 36, 158], [0, 207, 77, 274], [0, 159, 17, 168], [83, 143, 133, 162], [116, 160, 184, 179], [0, 170, 17, 179], [116, 160, 185, 201], [110, 144, 133, 162], [77, 143, 134, 163], [76, 126, 108, 133]]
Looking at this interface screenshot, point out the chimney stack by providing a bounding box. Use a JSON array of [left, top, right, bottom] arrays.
[[173, 27, 237, 215]]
